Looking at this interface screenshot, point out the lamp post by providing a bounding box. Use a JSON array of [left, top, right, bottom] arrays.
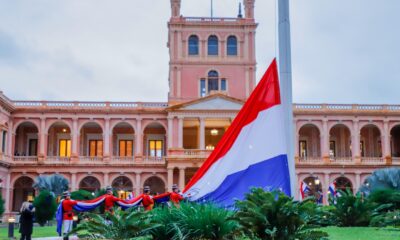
[[8, 216, 16, 239], [73, 215, 78, 230]]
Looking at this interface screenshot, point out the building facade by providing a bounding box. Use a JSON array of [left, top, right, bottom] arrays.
[[0, 0, 399, 217]]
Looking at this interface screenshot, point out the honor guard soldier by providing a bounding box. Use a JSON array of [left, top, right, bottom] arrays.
[[104, 186, 123, 214], [170, 184, 184, 208], [141, 186, 154, 211], [61, 191, 78, 240]]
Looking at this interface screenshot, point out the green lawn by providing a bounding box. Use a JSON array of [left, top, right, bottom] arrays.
[[0, 226, 399, 239], [0, 225, 57, 239], [322, 227, 400, 240]]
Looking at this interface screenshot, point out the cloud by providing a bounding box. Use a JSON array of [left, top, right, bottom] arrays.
[[0, 0, 399, 104]]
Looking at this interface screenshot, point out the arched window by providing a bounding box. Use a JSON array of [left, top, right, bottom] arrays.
[[227, 36, 237, 56], [188, 35, 199, 55], [208, 70, 219, 92], [200, 70, 227, 96], [208, 35, 218, 55]]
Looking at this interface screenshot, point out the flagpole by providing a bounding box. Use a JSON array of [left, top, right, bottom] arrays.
[[277, 0, 296, 198]]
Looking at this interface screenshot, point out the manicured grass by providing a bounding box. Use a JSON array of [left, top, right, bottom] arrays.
[[0, 225, 58, 239], [0, 225, 399, 239], [322, 227, 400, 240]]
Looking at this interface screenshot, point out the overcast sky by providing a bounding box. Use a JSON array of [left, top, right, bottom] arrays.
[[0, 0, 399, 104]]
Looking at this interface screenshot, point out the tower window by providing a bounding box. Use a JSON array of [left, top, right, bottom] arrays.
[[227, 36, 237, 56], [208, 70, 219, 92], [221, 79, 226, 91], [200, 78, 206, 97], [208, 35, 218, 55], [199, 71, 228, 96], [188, 35, 199, 55]]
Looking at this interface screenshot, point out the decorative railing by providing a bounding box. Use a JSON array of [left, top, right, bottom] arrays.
[[294, 104, 400, 112], [13, 156, 38, 162], [329, 157, 353, 164], [78, 156, 103, 163], [13, 101, 168, 109], [45, 156, 70, 163], [144, 156, 165, 163], [168, 149, 212, 158], [392, 157, 400, 164], [183, 17, 239, 23], [110, 156, 135, 163], [361, 157, 385, 164], [298, 157, 323, 164]]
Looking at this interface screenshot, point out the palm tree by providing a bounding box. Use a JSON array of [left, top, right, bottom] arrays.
[[70, 208, 157, 239], [33, 174, 69, 197]]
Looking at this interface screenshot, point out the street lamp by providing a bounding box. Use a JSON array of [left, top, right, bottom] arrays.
[[8, 216, 16, 239]]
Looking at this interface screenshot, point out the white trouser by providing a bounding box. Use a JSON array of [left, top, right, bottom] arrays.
[[63, 220, 74, 235]]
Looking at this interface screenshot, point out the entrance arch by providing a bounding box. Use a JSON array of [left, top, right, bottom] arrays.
[[79, 176, 101, 193], [143, 176, 165, 195], [13, 176, 35, 211], [334, 177, 353, 193]]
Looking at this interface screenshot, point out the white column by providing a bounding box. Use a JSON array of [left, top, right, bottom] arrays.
[[72, 118, 79, 156], [39, 117, 46, 156], [321, 119, 329, 160], [135, 172, 141, 196], [71, 172, 77, 191], [352, 120, 360, 160], [167, 168, 174, 191], [0, 129, 3, 155], [179, 167, 185, 189], [167, 117, 174, 149], [199, 117, 205, 150], [383, 120, 391, 159], [355, 173, 361, 191], [136, 118, 142, 155], [178, 117, 183, 148], [5, 173, 11, 213], [104, 118, 110, 157], [323, 173, 330, 205], [103, 172, 109, 188]]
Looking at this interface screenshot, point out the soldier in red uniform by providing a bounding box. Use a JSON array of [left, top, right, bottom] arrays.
[[170, 184, 184, 208], [61, 191, 78, 240], [104, 186, 123, 214], [141, 186, 154, 211]]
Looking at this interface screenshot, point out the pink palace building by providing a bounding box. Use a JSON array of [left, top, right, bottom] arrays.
[[0, 0, 400, 217]]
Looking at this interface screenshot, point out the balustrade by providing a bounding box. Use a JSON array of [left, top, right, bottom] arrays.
[[361, 157, 384, 164], [329, 157, 353, 164], [45, 156, 71, 163]]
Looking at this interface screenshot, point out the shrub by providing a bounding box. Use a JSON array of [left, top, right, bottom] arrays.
[[232, 188, 328, 240], [150, 202, 238, 240], [367, 189, 400, 211], [370, 210, 400, 227], [331, 189, 373, 227], [33, 190, 58, 226], [71, 208, 156, 239], [71, 189, 95, 201]]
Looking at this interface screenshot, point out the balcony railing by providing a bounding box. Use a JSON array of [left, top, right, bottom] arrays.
[[13, 156, 38, 163], [12, 101, 168, 109], [294, 103, 400, 112], [392, 157, 400, 164], [45, 156, 71, 163], [78, 156, 104, 163], [361, 157, 384, 164], [168, 149, 212, 158], [110, 156, 135, 163], [298, 156, 323, 164], [330, 157, 353, 164], [144, 156, 165, 163]]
